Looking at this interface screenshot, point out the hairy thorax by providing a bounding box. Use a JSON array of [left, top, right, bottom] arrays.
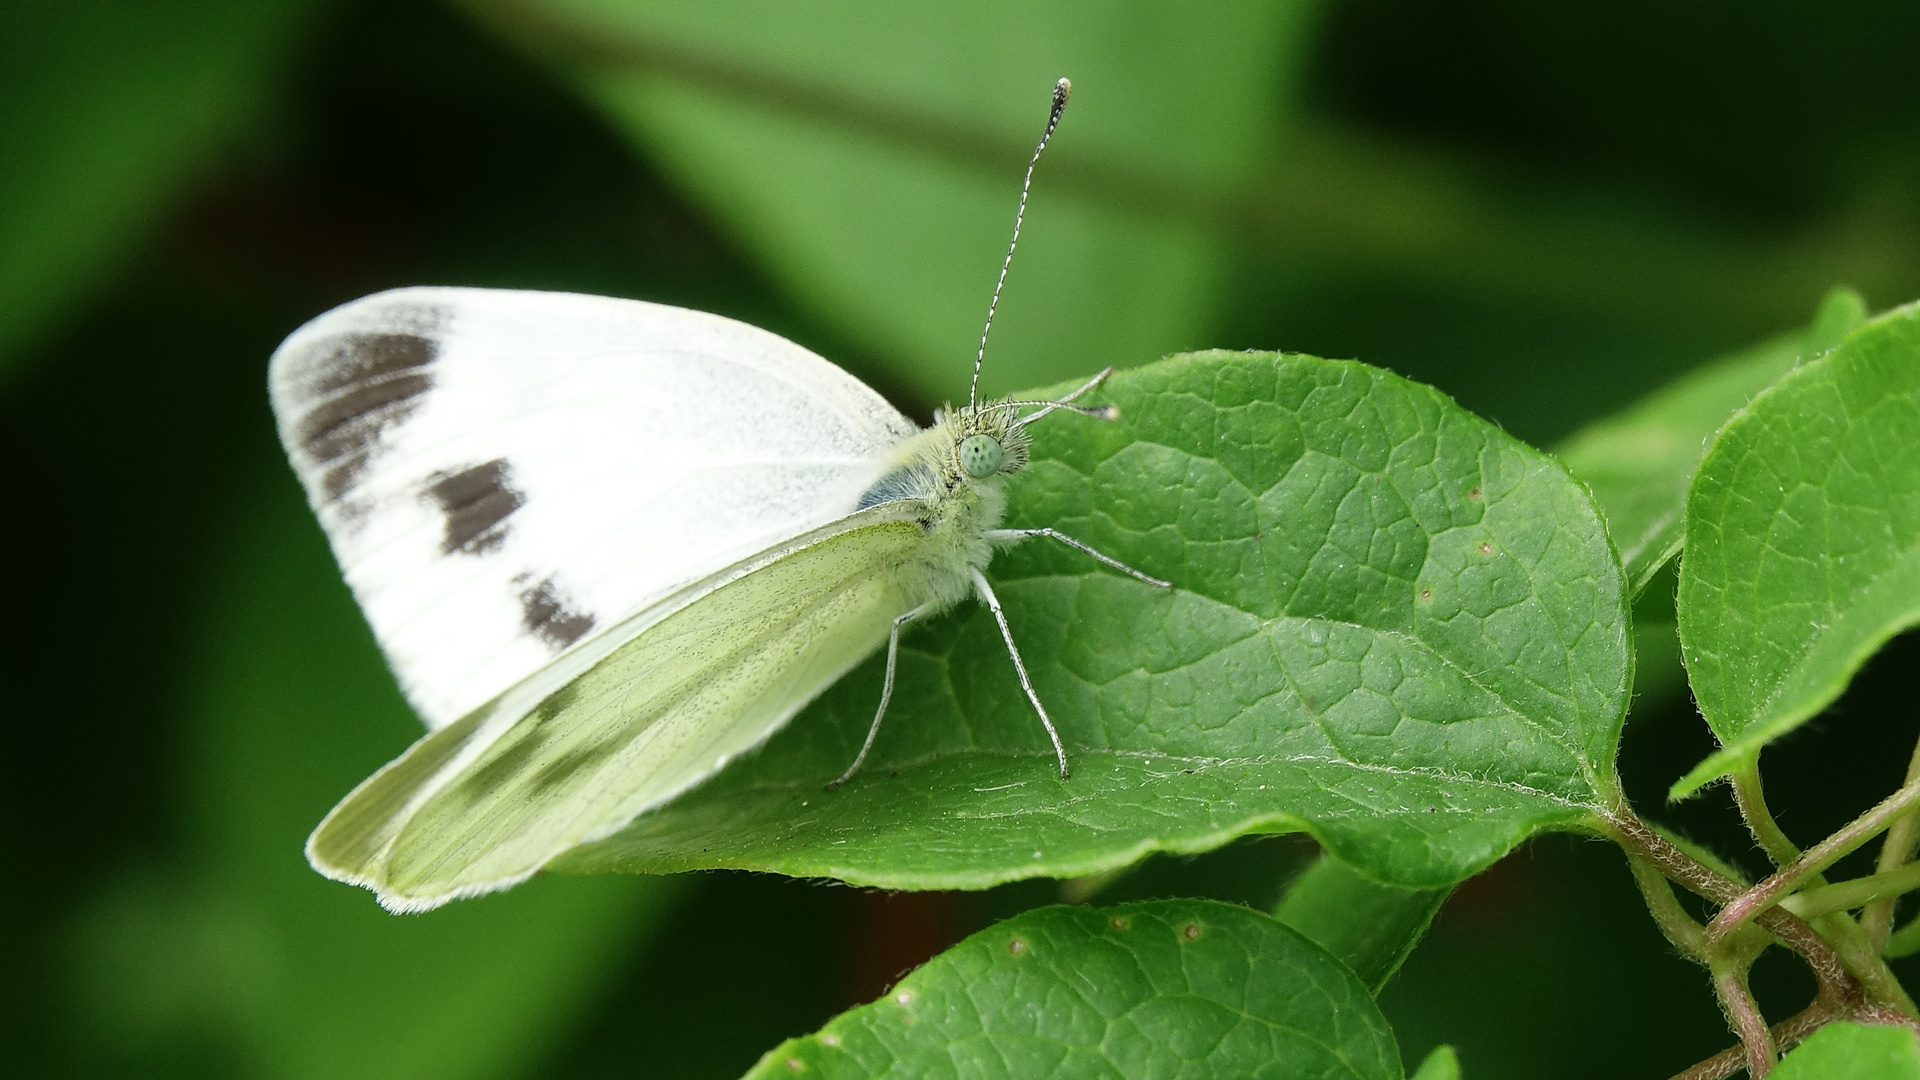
[[854, 402, 1029, 612]]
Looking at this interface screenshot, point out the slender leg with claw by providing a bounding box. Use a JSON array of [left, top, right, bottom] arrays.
[[986, 527, 1171, 588], [1007, 367, 1117, 422], [970, 567, 1070, 779], [827, 601, 935, 790]]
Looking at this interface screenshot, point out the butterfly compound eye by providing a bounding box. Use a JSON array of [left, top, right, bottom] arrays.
[[958, 434, 1005, 478]]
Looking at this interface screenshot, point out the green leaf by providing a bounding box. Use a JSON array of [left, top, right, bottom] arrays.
[[1557, 287, 1866, 594], [1672, 302, 1920, 798], [0, 0, 320, 384], [556, 351, 1631, 891], [478, 0, 1312, 397], [1408, 1046, 1462, 1080], [1273, 855, 1448, 994], [1774, 1023, 1920, 1080], [740, 899, 1401, 1080], [152, 466, 676, 1080]]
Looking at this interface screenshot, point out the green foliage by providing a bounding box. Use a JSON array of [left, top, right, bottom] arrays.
[[0, 0, 320, 383], [1273, 856, 1449, 994], [555, 351, 1630, 892], [140, 472, 672, 1080], [1774, 1024, 1920, 1080], [1559, 286, 1867, 594], [740, 899, 1401, 1080], [1408, 1046, 1462, 1080], [1673, 302, 1920, 797], [475, 0, 1315, 398]]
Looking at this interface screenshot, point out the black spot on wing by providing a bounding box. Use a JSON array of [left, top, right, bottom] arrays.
[[293, 329, 443, 502], [427, 459, 523, 555], [309, 328, 440, 396], [518, 577, 596, 650]]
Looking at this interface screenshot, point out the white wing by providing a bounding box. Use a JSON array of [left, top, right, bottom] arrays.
[[269, 286, 919, 730]]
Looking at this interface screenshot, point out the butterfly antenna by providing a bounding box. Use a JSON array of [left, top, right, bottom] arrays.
[[969, 77, 1071, 412]]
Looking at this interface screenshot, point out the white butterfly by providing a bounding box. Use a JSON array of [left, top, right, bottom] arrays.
[[276, 79, 1166, 912]]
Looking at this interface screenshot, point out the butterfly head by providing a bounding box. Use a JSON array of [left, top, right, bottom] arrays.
[[947, 400, 1031, 483]]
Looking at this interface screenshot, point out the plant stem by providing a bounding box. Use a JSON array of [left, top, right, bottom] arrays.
[[1813, 912, 1920, 1018], [1865, 733, 1920, 950], [1628, 852, 1709, 959], [1668, 1001, 1834, 1080], [1608, 809, 1745, 905], [1708, 777, 1920, 945], [1724, 765, 1919, 1013], [1711, 960, 1776, 1078], [1608, 807, 1865, 1008], [1887, 916, 1920, 959], [1733, 764, 1807, 869], [1784, 863, 1920, 922]]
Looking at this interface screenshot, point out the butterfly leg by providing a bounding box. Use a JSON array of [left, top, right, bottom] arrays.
[[986, 528, 1172, 588], [827, 601, 936, 790], [1010, 368, 1118, 421], [969, 567, 1071, 780]]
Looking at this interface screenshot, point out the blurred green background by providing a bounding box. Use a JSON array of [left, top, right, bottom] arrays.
[[9, 2, 1920, 1078]]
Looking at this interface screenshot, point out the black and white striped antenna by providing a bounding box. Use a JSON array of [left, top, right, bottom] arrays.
[[968, 77, 1071, 411]]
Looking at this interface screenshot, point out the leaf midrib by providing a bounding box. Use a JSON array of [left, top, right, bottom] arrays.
[[695, 746, 1598, 812], [916, 561, 1606, 803]]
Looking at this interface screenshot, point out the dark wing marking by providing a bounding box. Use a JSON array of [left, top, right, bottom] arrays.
[[517, 577, 596, 650], [427, 459, 524, 555], [290, 325, 445, 504]]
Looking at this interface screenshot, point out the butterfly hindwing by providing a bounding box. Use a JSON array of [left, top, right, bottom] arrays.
[[269, 287, 921, 730], [306, 510, 929, 911]]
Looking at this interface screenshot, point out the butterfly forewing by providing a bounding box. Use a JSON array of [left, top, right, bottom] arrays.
[[308, 510, 929, 911], [269, 287, 919, 730]]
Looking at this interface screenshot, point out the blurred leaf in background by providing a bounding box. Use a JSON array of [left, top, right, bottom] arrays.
[[0, 0, 322, 384], [466, 0, 1316, 399], [168, 462, 672, 1080]]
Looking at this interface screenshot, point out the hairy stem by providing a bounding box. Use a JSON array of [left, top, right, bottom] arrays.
[[1785, 863, 1920, 922], [1723, 764, 1913, 1009], [1668, 1002, 1834, 1080], [1711, 960, 1776, 1078], [1628, 853, 1709, 959], [1865, 734, 1920, 950], [1608, 807, 1865, 1008], [1608, 809, 1744, 904], [1814, 912, 1919, 1018], [1708, 777, 1920, 944], [1733, 765, 1807, 869]]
